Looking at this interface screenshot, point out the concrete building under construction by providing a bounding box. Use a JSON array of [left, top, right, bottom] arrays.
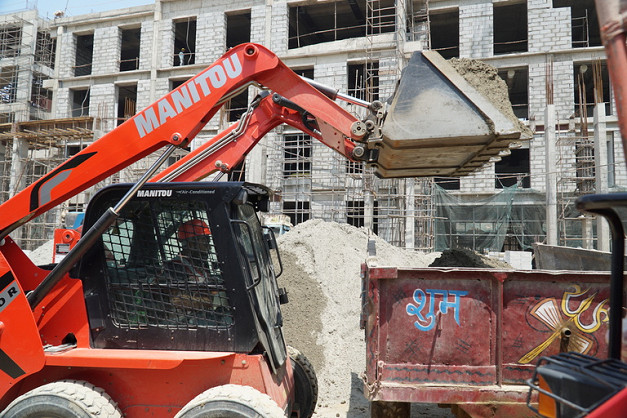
[[0, 0, 622, 257]]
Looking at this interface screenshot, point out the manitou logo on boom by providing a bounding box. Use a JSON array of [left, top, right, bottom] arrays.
[[137, 189, 172, 198], [134, 53, 243, 138]]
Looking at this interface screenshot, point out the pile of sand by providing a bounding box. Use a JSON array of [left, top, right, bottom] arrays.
[[277, 219, 439, 416], [29, 239, 54, 265], [448, 57, 533, 139]]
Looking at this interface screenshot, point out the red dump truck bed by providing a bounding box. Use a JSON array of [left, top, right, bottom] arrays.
[[360, 265, 618, 417]]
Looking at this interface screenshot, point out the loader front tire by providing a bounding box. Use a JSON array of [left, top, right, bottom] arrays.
[[174, 384, 285, 418], [1, 380, 122, 418], [288, 346, 318, 418]]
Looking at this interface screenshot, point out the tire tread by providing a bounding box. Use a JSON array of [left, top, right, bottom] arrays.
[[2, 380, 121, 418], [175, 384, 285, 418]]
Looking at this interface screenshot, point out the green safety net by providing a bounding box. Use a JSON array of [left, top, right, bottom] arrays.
[[433, 184, 546, 252], [433, 184, 627, 253]]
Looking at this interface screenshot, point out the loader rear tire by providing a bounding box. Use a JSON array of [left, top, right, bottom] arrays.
[[174, 384, 285, 418], [0, 380, 122, 418], [288, 345, 318, 418]]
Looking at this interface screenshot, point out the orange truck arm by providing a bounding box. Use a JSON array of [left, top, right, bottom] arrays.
[[0, 43, 366, 241], [151, 91, 355, 183]]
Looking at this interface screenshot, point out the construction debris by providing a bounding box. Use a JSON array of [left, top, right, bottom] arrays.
[[429, 248, 512, 269]]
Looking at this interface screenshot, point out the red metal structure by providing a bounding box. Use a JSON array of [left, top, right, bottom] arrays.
[[361, 264, 619, 417]]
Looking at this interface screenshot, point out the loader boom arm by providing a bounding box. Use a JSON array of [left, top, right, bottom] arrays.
[[151, 92, 342, 183], [0, 43, 364, 240]]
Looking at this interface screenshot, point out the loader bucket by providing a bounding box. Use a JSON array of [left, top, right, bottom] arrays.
[[375, 50, 531, 178]]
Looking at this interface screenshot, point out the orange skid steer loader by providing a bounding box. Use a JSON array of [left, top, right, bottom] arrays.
[[0, 43, 525, 417]]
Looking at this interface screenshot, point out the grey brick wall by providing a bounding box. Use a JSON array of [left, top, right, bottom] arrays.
[[55, 87, 70, 119], [57, 31, 76, 79], [93, 26, 120, 75], [159, 19, 174, 68], [270, 1, 288, 54], [460, 165, 494, 193], [139, 20, 153, 72], [459, 1, 493, 58], [250, 4, 265, 45], [528, 6, 570, 53], [197, 12, 225, 64]]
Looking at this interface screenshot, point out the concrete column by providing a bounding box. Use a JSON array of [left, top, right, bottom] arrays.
[[365, 191, 374, 233], [246, 141, 266, 185], [149, 1, 162, 102], [544, 105, 558, 246], [582, 216, 593, 249], [405, 178, 415, 249], [8, 138, 28, 198], [594, 104, 610, 251], [263, 0, 273, 46]]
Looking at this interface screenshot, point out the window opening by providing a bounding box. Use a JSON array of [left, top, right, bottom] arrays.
[[120, 27, 141, 72], [347, 201, 365, 228], [292, 68, 314, 80], [0, 26, 22, 58], [226, 11, 251, 48], [174, 18, 196, 66], [574, 61, 611, 117], [0, 113, 13, 124], [30, 72, 52, 112], [366, 0, 396, 35], [346, 160, 364, 175], [65, 143, 87, 158], [495, 148, 530, 188], [0, 67, 18, 104], [226, 90, 249, 122], [117, 84, 137, 126], [170, 78, 189, 91], [228, 161, 246, 182], [430, 8, 459, 59], [498, 67, 528, 119], [553, 0, 600, 48], [347, 200, 379, 234], [283, 133, 312, 177], [575, 138, 595, 194], [74, 34, 94, 76], [35, 31, 56, 69], [288, 1, 394, 49], [348, 62, 379, 101], [71, 88, 90, 117], [434, 177, 460, 190], [493, 2, 527, 55], [283, 201, 311, 226]]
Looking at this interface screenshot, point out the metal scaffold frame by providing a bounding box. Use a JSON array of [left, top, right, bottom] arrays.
[[0, 118, 98, 250]]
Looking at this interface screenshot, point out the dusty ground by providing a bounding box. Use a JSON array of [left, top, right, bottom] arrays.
[[277, 220, 455, 417]]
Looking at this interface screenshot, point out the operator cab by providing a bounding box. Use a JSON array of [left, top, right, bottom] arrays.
[[77, 182, 287, 371]]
